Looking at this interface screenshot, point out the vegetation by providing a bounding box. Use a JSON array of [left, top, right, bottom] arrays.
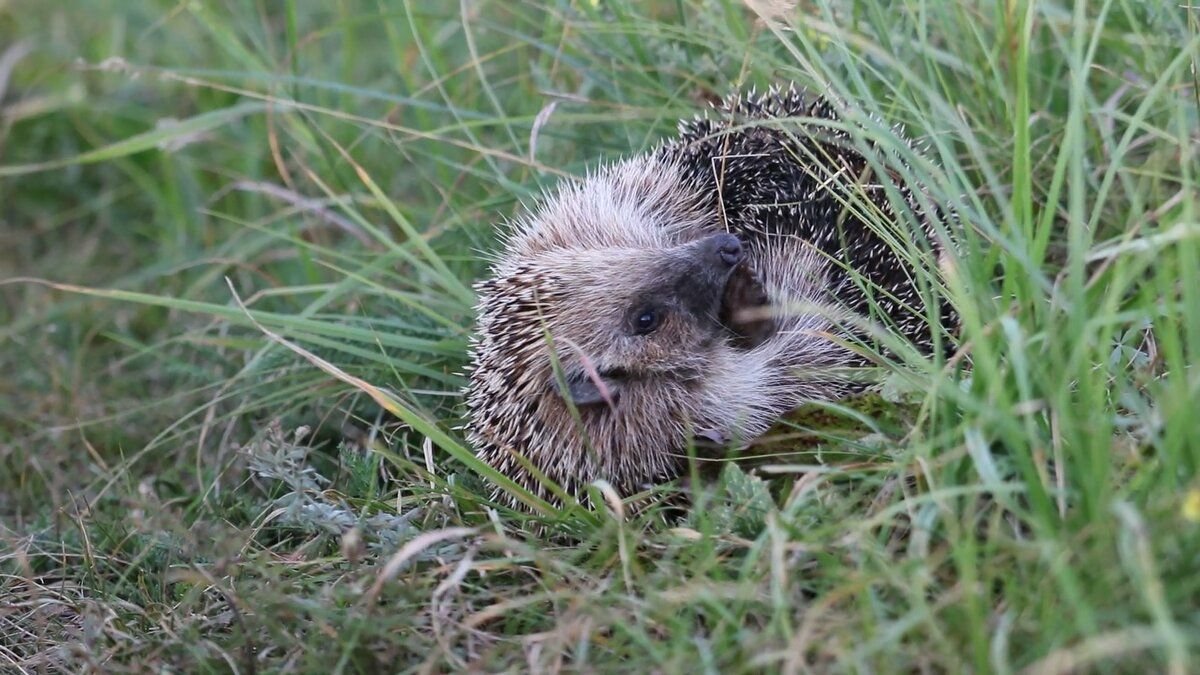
[[2, 0, 1197, 671]]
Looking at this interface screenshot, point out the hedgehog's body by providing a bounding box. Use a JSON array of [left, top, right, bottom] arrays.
[[465, 86, 955, 511]]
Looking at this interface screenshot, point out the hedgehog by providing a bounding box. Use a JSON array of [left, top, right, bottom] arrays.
[[464, 85, 956, 513]]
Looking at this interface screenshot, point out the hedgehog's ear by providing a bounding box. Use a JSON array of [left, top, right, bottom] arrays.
[[554, 370, 622, 409]]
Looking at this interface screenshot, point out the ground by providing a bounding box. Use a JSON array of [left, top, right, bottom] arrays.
[[1, 1, 1198, 672]]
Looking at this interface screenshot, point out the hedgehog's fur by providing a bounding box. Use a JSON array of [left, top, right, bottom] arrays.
[[465, 85, 956, 512]]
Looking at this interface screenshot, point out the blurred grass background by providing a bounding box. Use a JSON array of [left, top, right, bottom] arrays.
[[1, 0, 1198, 672]]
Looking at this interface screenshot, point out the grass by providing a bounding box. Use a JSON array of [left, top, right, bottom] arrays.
[[1, 0, 1198, 671]]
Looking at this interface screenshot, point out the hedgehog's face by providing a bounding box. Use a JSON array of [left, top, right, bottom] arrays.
[[467, 230, 772, 504], [530, 231, 749, 409]]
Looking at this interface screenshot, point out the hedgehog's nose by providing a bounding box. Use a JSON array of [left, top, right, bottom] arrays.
[[712, 233, 743, 267]]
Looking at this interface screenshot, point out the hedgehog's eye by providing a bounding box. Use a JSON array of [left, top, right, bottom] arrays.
[[632, 307, 660, 335]]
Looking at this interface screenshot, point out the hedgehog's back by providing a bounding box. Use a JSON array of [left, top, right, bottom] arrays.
[[658, 85, 955, 356]]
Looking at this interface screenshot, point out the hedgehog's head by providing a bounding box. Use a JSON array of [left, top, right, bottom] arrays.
[[534, 231, 746, 405], [466, 230, 770, 507]]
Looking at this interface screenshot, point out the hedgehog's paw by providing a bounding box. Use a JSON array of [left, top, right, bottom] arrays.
[[720, 263, 776, 349]]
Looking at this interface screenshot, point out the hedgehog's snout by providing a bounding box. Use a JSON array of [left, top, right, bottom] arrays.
[[707, 232, 743, 267], [682, 232, 743, 275], [673, 233, 746, 325]]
